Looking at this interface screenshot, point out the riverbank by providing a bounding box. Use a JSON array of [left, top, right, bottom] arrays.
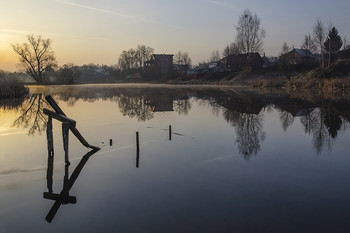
[[0, 77, 29, 98], [168, 59, 350, 93]]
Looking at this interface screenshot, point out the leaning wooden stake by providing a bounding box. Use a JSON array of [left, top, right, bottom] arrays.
[[46, 116, 54, 193], [62, 122, 70, 165], [44, 95, 99, 151]]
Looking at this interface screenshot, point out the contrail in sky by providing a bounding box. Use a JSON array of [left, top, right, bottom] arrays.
[[55, 0, 184, 29], [55, 0, 134, 18], [0, 28, 35, 35], [208, 0, 238, 10]]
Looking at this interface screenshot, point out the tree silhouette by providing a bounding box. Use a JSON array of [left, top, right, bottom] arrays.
[[324, 27, 343, 54], [174, 51, 192, 71], [118, 45, 153, 71], [324, 27, 343, 66], [11, 35, 57, 83], [235, 9, 266, 54], [313, 19, 326, 68], [301, 34, 317, 54]]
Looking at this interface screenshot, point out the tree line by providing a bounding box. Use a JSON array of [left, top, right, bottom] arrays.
[[282, 19, 349, 68], [9, 9, 350, 84]]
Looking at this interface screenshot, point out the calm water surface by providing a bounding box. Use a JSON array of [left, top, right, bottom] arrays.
[[1, 84, 350, 233]]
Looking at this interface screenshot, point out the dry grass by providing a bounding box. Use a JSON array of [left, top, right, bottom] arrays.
[[0, 77, 29, 98]]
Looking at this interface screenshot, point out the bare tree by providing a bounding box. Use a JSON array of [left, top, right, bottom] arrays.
[[281, 42, 290, 55], [118, 45, 153, 71], [222, 42, 241, 57], [173, 51, 183, 65], [135, 45, 154, 69], [301, 34, 317, 54], [313, 19, 326, 68], [234, 9, 266, 54], [343, 36, 350, 50], [210, 50, 220, 62], [174, 51, 192, 70], [118, 49, 138, 71], [11, 35, 57, 84], [223, 45, 231, 58]]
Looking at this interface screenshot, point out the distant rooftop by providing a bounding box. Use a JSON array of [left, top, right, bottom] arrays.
[[293, 48, 314, 57]]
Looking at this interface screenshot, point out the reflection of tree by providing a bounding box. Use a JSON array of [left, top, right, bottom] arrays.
[[173, 99, 191, 115], [56, 89, 79, 107], [300, 108, 338, 154], [279, 110, 294, 131], [0, 98, 24, 111], [12, 94, 49, 135], [197, 98, 221, 117], [117, 95, 154, 121], [324, 110, 342, 138], [224, 109, 266, 160]]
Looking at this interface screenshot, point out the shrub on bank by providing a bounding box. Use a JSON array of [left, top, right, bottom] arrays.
[[0, 77, 29, 98]]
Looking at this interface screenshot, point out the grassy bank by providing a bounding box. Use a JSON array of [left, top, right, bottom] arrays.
[[167, 59, 350, 93], [0, 77, 29, 98], [286, 59, 350, 93]]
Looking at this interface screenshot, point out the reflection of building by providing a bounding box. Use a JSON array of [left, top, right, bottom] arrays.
[[149, 95, 174, 112], [295, 108, 315, 117], [217, 97, 264, 115], [145, 54, 174, 77]]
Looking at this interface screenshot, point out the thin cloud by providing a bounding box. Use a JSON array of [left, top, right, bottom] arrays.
[[0, 28, 35, 35], [55, 0, 183, 29], [208, 0, 237, 10], [55, 0, 134, 18], [138, 17, 184, 30]]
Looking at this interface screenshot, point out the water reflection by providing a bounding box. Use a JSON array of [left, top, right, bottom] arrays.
[[12, 94, 49, 135], [44, 149, 98, 223], [3, 86, 350, 157], [43, 95, 100, 222], [228, 112, 265, 159], [279, 110, 294, 131], [0, 97, 24, 111], [300, 107, 346, 154]]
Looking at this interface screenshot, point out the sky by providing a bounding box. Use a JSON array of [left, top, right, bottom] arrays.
[[1, 0, 350, 71]]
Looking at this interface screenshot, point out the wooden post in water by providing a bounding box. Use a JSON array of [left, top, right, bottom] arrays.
[[62, 122, 70, 165], [46, 116, 54, 193], [169, 125, 172, 141], [136, 132, 140, 168]]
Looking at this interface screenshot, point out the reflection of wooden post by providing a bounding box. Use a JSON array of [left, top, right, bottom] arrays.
[[62, 123, 70, 165], [169, 125, 172, 141], [46, 117, 54, 193], [63, 165, 70, 198], [136, 132, 140, 168], [45, 149, 97, 223]]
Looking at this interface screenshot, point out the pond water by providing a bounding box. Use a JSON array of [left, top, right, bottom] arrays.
[[1, 84, 350, 233]]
